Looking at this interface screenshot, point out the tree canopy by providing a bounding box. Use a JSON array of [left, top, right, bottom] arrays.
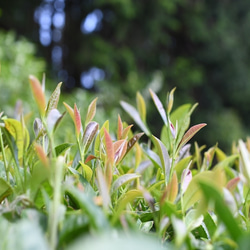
[[1, 0, 250, 151]]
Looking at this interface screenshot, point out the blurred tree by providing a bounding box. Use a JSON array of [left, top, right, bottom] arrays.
[[1, 0, 250, 152]]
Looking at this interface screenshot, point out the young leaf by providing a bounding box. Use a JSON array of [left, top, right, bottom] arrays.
[[166, 87, 176, 114], [35, 143, 49, 167], [121, 124, 133, 139], [226, 177, 241, 192], [178, 123, 207, 150], [151, 135, 171, 182], [114, 140, 127, 164], [63, 102, 74, 121], [111, 173, 140, 194], [82, 121, 99, 153], [136, 92, 146, 122], [104, 129, 114, 167], [46, 82, 62, 115], [79, 162, 93, 182], [29, 75, 46, 117], [125, 133, 144, 157], [74, 104, 82, 137], [85, 97, 98, 125], [149, 89, 168, 126], [161, 172, 178, 203], [239, 139, 250, 184], [120, 101, 150, 136], [117, 115, 123, 140]]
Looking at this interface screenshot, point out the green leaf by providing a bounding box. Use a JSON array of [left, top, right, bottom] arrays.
[[136, 92, 146, 122], [3, 118, 29, 160], [46, 82, 62, 115], [182, 171, 214, 211], [199, 180, 242, 242], [120, 101, 150, 136], [152, 135, 171, 182], [111, 173, 141, 194], [166, 87, 176, 114], [171, 103, 198, 147], [65, 185, 109, 231], [79, 162, 93, 182], [112, 189, 143, 223], [55, 143, 73, 156], [149, 89, 168, 126], [0, 177, 13, 202], [175, 156, 192, 180], [85, 97, 98, 125]]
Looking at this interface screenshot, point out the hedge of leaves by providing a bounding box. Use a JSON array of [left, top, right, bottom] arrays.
[[0, 76, 250, 249]]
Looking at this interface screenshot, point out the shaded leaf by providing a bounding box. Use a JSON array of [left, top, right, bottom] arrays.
[[55, 143, 73, 156], [0, 177, 13, 202], [112, 189, 143, 223], [65, 185, 109, 230]]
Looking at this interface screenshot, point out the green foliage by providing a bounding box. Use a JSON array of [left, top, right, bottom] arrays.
[[1, 75, 250, 249], [0, 30, 46, 115]]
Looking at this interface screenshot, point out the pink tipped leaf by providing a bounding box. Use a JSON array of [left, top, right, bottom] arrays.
[[74, 104, 82, 137], [117, 114, 123, 140], [104, 128, 114, 166], [178, 123, 207, 150], [29, 75, 46, 116]]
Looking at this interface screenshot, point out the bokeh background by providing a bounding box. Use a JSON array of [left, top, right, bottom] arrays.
[[1, 0, 250, 152]]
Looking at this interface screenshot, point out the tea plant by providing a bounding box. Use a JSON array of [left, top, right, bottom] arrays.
[[0, 75, 250, 249]]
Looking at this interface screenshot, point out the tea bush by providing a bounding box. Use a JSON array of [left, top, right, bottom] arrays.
[[0, 75, 250, 249]]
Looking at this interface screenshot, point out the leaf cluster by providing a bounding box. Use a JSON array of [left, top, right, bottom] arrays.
[[0, 76, 250, 249]]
